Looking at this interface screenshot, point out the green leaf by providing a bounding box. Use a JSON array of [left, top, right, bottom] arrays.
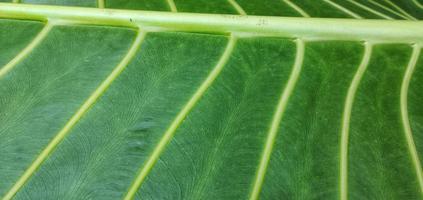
[[0, 1, 422, 200]]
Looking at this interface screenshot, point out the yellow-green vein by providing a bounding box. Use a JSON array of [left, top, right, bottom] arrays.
[[98, 0, 105, 8], [227, 0, 246, 15], [400, 44, 423, 194], [368, 0, 413, 20], [323, 0, 362, 19], [347, 0, 393, 19], [249, 39, 305, 200], [1, 3, 423, 43], [123, 35, 237, 200], [1, 29, 146, 200], [384, 0, 418, 20], [340, 43, 372, 200], [0, 22, 53, 78], [166, 0, 177, 12], [282, 0, 310, 17], [412, 0, 423, 9]]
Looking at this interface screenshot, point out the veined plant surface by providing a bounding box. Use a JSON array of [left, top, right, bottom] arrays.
[[0, 0, 423, 199]]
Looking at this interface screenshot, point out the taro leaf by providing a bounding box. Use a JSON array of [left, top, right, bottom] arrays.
[[0, 0, 423, 200]]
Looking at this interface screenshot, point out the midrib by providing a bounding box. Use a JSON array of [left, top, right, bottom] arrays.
[[0, 3, 422, 43]]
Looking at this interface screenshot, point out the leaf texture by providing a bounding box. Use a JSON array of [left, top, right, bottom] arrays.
[[0, 0, 423, 200]]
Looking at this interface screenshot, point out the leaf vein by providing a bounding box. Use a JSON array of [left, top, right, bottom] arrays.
[[368, 0, 413, 20], [0, 22, 53, 78], [383, 0, 418, 20], [340, 42, 372, 200], [227, 0, 247, 15], [347, 0, 393, 19], [282, 0, 310, 17], [98, 0, 104, 8], [412, 0, 423, 9], [1, 3, 422, 43], [249, 39, 305, 200], [400, 44, 423, 194], [166, 0, 177, 13], [123, 35, 237, 200], [1, 28, 146, 200], [323, 0, 362, 19]]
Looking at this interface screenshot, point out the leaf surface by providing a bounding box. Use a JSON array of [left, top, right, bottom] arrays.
[[0, 1, 423, 200]]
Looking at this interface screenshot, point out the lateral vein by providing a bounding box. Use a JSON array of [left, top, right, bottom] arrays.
[[384, 0, 418, 20], [1, 29, 146, 200], [340, 43, 372, 200], [323, 0, 362, 19], [123, 35, 237, 200], [98, 0, 105, 8], [0, 22, 53, 78], [412, 0, 423, 9], [400, 44, 423, 194], [368, 0, 412, 20], [227, 0, 247, 15], [249, 39, 305, 200], [166, 0, 177, 12], [347, 0, 393, 20], [282, 0, 310, 17]]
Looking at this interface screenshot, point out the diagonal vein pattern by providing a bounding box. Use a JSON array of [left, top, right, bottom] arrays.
[[123, 35, 237, 200], [0, 1, 422, 199], [384, 0, 418, 20], [1, 29, 146, 200], [368, 0, 411, 20], [347, 0, 393, 19], [249, 39, 305, 200]]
